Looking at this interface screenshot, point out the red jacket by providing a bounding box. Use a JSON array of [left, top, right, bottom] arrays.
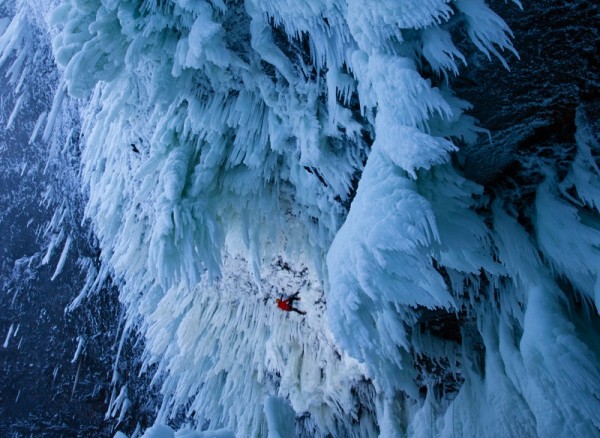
[[277, 299, 293, 311]]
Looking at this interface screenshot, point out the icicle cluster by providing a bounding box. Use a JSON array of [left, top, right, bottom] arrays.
[[2, 0, 599, 436]]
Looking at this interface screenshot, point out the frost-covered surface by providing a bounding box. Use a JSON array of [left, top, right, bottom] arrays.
[[1, 0, 600, 436]]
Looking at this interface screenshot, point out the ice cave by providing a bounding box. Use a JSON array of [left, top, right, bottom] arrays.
[[0, 0, 598, 436]]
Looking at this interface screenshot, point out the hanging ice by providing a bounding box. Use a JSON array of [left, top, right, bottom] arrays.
[[0, 0, 598, 436]]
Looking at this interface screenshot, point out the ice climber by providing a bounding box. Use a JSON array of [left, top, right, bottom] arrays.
[[275, 291, 306, 315]]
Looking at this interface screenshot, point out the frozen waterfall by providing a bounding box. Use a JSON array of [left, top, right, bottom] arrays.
[[1, 0, 599, 436]]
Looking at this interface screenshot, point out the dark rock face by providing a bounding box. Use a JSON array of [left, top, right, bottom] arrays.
[[0, 97, 154, 438], [0, 23, 156, 436], [457, 0, 599, 185], [422, 0, 599, 399], [0, 74, 99, 435]]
